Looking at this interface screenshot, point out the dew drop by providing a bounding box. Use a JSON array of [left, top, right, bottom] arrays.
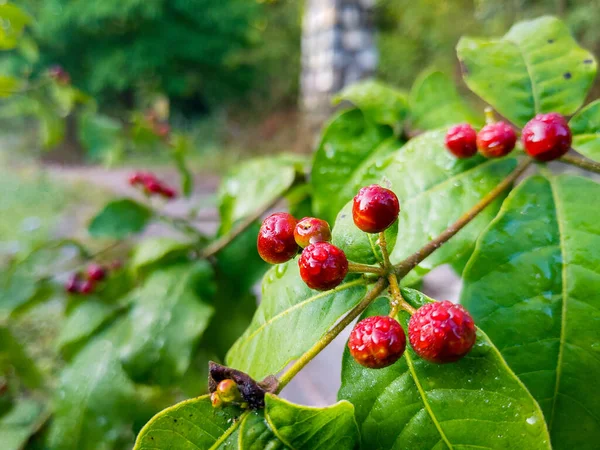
[[526, 416, 538, 425]]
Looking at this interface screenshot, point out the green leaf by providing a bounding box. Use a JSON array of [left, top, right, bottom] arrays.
[[134, 394, 359, 450], [130, 237, 193, 273], [339, 289, 551, 450], [78, 113, 124, 165], [88, 199, 152, 239], [56, 300, 122, 359], [37, 103, 65, 149], [457, 16, 597, 127], [360, 129, 516, 283], [218, 156, 297, 233], [0, 76, 21, 98], [226, 261, 367, 380], [333, 79, 409, 128], [332, 199, 398, 265], [0, 326, 43, 389], [569, 99, 600, 161], [0, 399, 47, 450], [311, 109, 394, 222], [0, 3, 32, 50], [461, 174, 600, 449], [105, 263, 215, 384], [48, 340, 139, 450], [409, 70, 482, 130], [170, 134, 194, 196]]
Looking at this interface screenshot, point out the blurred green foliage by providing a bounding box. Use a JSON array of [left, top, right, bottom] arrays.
[[10, 0, 301, 113]]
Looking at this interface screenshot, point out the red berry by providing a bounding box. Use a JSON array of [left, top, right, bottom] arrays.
[[408, 300, 476, 364], [298, 242, 348, 291], [294, 217, 332, 248], [154, 123, 171, 138], [160, 185, 177, 199], [476, 122, 517, 158], [129, 171, 155, 186], [352, 185, 400, 234], [48, 65, 70, 85], [65, 273, 82, 294], [348, 316, 406, 369], [145, 180, 163, 195], [87, 263, 107, 282], [445, 124, 478, 158], [79, 279, 95, 295], [257, 213, 299, 264], [522, 113, 572, 161]]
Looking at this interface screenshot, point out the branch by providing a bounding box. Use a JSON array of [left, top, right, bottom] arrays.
[[201, 193, 288, 259], [560, 152, 600, 175], [155, 212, 206, 238], [387, 273, 416, 316], [395, 158, 533, 279], [276, 277, 388, 392]]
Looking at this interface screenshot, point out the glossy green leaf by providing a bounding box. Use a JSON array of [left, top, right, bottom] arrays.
[[311, 109, 393, 222], [48, 340, 139, 450], [88, 198, 152, 239], [218, 156, 297, 233], [134, 394, 359, 450], [106, 263, 214, 384], [457, 16, 597, 127], [333, 79, 409, 127], [130, 237, 193, 273], [0, 3, 32, 50], [332, 199, 398, 265], [359, 129, 516, 283], [409, 70, 482, 130], [226, 261, 367, 380], [339, 289, 551, 450], [569, 99, 600, 162], [0, 399, 47, 450], [461, 174, 600, 449]]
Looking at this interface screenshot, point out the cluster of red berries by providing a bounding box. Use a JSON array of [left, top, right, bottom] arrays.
[[349, 301, 476, 368], [65, 263, 111, 295], [47, 65, 71, 85], [128, 172, 177, 199], [445, 112, 572, 162], [257, 184, 400, 291]]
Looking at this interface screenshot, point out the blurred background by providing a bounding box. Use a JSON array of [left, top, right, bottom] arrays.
[[1, 0, 600, 421]]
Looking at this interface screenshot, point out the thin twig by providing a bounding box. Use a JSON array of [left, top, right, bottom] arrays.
[[347, 262, 386, 275], [387, 273, 416, 316], [201, 192, 288, 259], [560, 152, 600, 175], [155, 212, 205, 238], [277, 277, 388, 392], [395, 158, 533, 279]]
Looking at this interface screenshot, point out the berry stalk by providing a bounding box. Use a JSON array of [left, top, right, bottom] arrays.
[[276, 277, 388, 393], [387, 273, 416, 316], [395, 157, 533, 279], [347, 261, 386, 276], [560, 152, 600, 175], [378, 231, 392, 269]]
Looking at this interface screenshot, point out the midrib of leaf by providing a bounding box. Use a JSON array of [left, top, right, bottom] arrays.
[[505, 38, 540, 115], [232, 279, 367, 353], [547, 176, 568, 433], [403, 351, 454, 450], [210, 411, 248, 450]]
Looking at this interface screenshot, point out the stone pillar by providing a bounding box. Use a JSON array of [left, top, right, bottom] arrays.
[[300, 0, 377, 132]]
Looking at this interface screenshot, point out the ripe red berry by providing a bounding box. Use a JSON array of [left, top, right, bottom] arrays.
[[145, 180, 163, 195], [408, 300, 476, 364], [298, 242, 348, 290], [79, 279, 95, 295], [445, 124, 478, 158], [522, 113, 572, 161], [65, 273, 82, 294], [87, 263, 107, 282], [160, 185, 177, 199], [128, 171, 155, 186], [257, 213, 299, 264], [352, 185, 400, 233], [348, 316, 406, 369], [476, 122, 517, 158], [294, 217, 332, 248]]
